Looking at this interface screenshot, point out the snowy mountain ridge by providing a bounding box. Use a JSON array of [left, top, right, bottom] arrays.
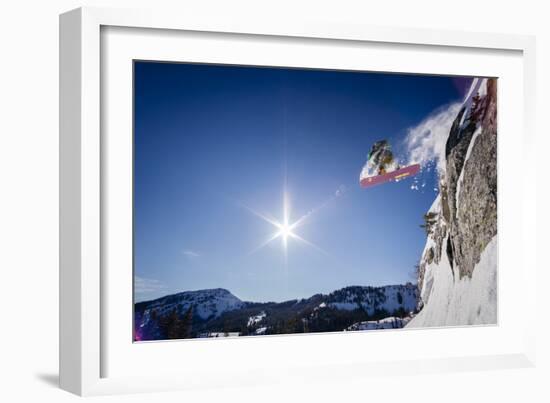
[[135, 283, 418, 340], [137, 283, 417, 320], [136, 288, 245, 322]]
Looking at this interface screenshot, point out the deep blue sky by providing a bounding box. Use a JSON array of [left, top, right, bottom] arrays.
[[134, 61, 468, 303]]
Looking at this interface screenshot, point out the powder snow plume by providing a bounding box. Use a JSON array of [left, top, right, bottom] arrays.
[[404, 102, 462, 174], [404, 78, 486, 175]]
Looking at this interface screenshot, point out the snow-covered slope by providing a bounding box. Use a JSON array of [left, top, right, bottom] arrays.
[[407, 77, 498, 328], [408, 231, 497, 327], [138, 288, 244, 322]]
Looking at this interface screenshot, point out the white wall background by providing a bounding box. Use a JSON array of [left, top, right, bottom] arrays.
[[0, 0, 548, 401]]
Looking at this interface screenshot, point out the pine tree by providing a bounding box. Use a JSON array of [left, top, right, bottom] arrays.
[[159, 309, 180, 340], [180, 306, 193, 338], [158, 306, 193, 340], [397, 292, 403, 305]]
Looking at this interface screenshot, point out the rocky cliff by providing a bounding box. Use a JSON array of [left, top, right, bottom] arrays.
[[408, 78, 498, 327]]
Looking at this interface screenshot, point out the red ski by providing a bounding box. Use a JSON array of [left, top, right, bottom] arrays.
[[360, 164, 421, 189]]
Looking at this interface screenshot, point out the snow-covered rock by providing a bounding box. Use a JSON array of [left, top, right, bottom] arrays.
[[408, 237, 497, 327], [408, 78, 498, 327]]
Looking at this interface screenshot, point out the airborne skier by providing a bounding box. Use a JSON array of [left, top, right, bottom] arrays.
[[360, 140, 420, 188], [367, 140, 398, 175]]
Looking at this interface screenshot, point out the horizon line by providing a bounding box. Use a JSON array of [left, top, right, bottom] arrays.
[[134, 282, 417, 305]]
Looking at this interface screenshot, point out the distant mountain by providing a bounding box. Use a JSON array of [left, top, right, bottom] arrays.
[[326, 285, 417, 315], [136, 288, 244, 321], [134, 284, 418, 341]]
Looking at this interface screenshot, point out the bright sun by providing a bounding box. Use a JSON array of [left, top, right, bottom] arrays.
[[244, 190, 325, 257], [279, 223, 292, 239]]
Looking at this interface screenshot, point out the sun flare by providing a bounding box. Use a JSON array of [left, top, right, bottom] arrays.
[[279, 223, 292, 240], [244, 190, 326, 257]]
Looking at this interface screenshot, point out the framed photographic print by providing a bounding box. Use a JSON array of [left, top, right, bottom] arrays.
[[60, 7, 537, 396], [132, 62, 495, 342]]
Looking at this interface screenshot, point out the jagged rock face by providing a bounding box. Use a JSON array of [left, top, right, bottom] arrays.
[[446, 79, 497, 278], [416, 192, 447, 301], [417, 78, 497, 300]]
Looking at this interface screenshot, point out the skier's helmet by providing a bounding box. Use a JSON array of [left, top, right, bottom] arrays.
[[368, 140, 389, 160]]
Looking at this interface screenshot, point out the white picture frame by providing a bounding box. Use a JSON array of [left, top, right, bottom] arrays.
[[60, 6, 537, 396]]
